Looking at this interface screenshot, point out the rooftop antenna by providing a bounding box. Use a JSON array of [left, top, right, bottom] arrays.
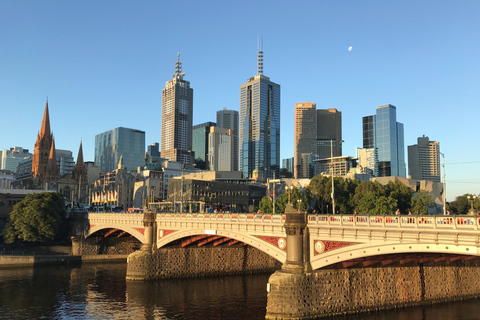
[[174, 52, 185, 79], [257, 37, 263, 75]]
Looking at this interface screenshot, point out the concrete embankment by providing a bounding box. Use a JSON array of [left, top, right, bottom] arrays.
[[0, 254, 127, 268], [266, 258, 480, 319], [126, 246, 282, 280]]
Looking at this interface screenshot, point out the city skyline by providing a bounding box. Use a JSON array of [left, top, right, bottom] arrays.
[[1, 1, 479, 200]]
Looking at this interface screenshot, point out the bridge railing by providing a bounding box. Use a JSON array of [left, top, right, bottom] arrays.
[[157, 213, 287, 224], [306, 214, 480, 230], [87, 212, 480, 231]]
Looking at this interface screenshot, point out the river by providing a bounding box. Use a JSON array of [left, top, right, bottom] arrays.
[[0, 262, 480, 320]]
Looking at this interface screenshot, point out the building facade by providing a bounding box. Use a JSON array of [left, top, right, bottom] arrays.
[[239, 48, 280, 180], [192, 122, 216, 170], [316, 108, 342, 161], [208, 127, 233, 171], [56, 149, 75, 176], [161, 53, 194, 165], [216, 108, 239, 171], [362, 104, 406, 177], [408, 135, 440, 182], [294, 102, 317, 178], [95, 127, 146, 173], [0, 147, 32, 172]]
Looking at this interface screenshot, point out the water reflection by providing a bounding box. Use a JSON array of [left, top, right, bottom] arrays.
[[0, 263, 479, 320]]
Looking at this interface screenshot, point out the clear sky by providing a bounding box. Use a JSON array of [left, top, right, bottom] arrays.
[[1, 1, 479, 201]]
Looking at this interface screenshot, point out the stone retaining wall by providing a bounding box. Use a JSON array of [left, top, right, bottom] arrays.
[[72, 237, 141, 255], [126, 246, 282, 280], [266, 259, 480, 319]]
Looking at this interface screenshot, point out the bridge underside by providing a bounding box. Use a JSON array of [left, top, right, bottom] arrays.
[[161, 234, 248, 249], [326, 252, 477, 269]]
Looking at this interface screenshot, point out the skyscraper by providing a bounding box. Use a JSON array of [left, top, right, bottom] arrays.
[[192, 122, 216, 170], [239, 45, 280, 180], [294, 104, 342, 179], [362, 104, 406, 177], [161, 53, 194, 164], [216, 108, 239, 171], [95, 127, 145, 172], [316, 108, 342, 161], [147, 143, 160, 158], [208, 127, 233, 171], [408, 135, 440, 182], [294, 102, 317, 178]]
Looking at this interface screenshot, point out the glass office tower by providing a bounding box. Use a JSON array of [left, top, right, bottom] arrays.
[[95, 127, 145, 172], [239, 48, 280, 180], [192, 122, 216, 170], [363, 104, 405, 177]]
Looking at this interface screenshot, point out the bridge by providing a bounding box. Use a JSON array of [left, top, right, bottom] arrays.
[[85, 212, 480, 269]]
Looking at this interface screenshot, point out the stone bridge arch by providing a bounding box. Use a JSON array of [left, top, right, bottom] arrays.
[[310, 240, 479, 270], [157, 228, 286, 263], [86, 225, 145, 243]]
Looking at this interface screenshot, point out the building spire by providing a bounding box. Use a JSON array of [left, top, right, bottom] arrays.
[[75, 140, 84, 170], [257, 37, 263, 75], [174, 52, 185, 79], [40, 99, 51, 138]]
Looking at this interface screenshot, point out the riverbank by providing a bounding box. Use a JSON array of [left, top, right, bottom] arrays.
[[0, 253, 127, 268]]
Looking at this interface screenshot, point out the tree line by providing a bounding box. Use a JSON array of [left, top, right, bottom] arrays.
[[259, 176, 437, 215]]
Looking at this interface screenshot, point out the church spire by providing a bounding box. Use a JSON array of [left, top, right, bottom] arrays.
[[75, 140, 85, 171], [39, 99, 51, 139], [48, 138, 57, 167]]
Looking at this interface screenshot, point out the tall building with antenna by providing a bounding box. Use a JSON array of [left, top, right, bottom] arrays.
[[239, 40, 280, 180], [161, 53, 194, 164]]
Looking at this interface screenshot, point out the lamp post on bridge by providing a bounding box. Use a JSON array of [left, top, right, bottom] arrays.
[[282, 184, 311, 274], [467, 195, 477, 215]]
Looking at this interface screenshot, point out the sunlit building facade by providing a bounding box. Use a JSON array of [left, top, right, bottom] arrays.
[[161, 53, 194, 164], [239, 48, 280, 180]]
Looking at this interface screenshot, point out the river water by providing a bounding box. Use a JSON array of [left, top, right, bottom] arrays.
[[0, 262, 480, 320]]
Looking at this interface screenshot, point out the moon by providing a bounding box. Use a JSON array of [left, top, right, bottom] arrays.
[[348, 46, 353, 51]]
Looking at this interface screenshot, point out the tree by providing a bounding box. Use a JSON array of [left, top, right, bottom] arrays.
[[272, 187, 309, 213], [4, 192, 66, 243], [352, 181, 385, 212], [358, 191, 397, 215], [411, 190, 434, 215], [259, 196, 273, 213], [385, 180, 414, 214]]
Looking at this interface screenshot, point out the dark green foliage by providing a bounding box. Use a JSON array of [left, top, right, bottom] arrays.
[[410, 190, 434, 215], [4, 192, 66, 243], [261, 186, 309, 214], [448, 194, 480, 214]]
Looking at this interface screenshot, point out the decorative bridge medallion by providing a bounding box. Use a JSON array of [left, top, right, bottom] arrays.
[[256, 236, 287, 251], [159, 230, 177, 239], [314, 240, 356, 255]]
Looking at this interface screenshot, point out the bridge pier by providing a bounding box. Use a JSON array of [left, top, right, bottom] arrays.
[[140, 210, 156, 251]]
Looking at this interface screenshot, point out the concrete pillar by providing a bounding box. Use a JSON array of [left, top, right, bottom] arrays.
[[281, 203, 311, 273]]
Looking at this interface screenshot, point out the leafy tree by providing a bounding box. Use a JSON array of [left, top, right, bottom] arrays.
[[385, 180, 414, 214], [352, 181, 385, 212], [272, 187, 309, 213], [411, 190, 434, 215], [259, 196, 273, 213], [4, 192, 66, 243], [358, 191, 397, 215], [449, 194, 480, 214]]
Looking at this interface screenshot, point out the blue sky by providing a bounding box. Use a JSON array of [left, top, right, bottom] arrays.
[[1, 1, 479, 201]]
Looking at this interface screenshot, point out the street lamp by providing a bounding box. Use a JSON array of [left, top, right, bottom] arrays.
[[440, 152, 446, 215], [331, 139, 344, 215], [467, 195, 477, 215]]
